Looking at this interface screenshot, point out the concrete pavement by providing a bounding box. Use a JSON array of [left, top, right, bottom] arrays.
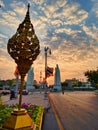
[[2, 92, 48, 107], [1, 92, 60, 130]]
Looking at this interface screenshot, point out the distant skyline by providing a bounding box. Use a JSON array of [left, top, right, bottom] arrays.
[[0, 0, 98, 85]]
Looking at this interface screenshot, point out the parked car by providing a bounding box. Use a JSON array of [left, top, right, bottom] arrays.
[[50, 88, 58, 92], [1, 90, 10, 95], [10, 90, 15, 100], [22, 90, 28, 95]]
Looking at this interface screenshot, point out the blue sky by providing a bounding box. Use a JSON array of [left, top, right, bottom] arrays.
[[0, 0, 98, 84]]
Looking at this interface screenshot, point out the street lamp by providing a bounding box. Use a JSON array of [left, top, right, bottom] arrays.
[[44, 47, 49, 81], [44, 46, 52, 98]]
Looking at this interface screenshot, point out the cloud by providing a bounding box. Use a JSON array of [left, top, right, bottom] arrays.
[[0, 13, 20, 28], [0, 0, 98, 84], [91, 2, 98, 18], [28, 0, 45, 5], [82, 25, 98, 42], [55, 28, 81, 35], [62, 5, 88, 25], [0, 0, 4, 7], [0, 33, 7, 39], [10, 1, 26, 16]]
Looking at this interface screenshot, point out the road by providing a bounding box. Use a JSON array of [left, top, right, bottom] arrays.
[[49, 91, 98, 130]]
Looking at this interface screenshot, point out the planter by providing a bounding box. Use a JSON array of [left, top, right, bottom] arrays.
[[0, 103, 44, 130], [35, 111, 43, 130], [31, 105, 44, 130]]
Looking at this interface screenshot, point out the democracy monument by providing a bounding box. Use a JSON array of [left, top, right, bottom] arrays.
[[53, 64, 62, 91], [26, 66, 35, 91]]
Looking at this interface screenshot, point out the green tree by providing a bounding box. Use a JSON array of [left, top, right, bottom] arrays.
[[78, 81, 83, 87], [84, 68, 98, 89], [61, 82, 68, 90], [7, 80, 14, 87]]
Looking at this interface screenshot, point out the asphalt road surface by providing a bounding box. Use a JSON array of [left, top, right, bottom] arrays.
[[49, 91, 98, 130]]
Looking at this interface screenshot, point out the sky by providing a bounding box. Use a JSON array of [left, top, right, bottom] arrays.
[[0, 0, 98, 85]]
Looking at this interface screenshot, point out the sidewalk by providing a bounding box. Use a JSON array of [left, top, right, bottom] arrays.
[[1, 92, 60, 130], [2, 92, 48, 107]]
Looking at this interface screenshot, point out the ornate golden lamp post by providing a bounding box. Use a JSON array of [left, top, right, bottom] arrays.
[[3, 4, 40, 130]]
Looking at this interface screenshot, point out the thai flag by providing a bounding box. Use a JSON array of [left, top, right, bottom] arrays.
[[46, 66, 54, 78]]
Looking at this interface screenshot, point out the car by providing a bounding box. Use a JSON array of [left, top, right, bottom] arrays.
[[1, 90, 10, 95], [22, 90, 28, 95], [10, 90, 15, 100], [50, 88, 58, 92], [53, 88, 58, 92]]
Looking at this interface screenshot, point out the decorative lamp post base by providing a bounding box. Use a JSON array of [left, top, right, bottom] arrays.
[[2, 109, 36, 130]]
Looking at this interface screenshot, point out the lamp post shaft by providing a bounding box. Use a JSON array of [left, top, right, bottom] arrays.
[[18, 74, 25, 110]]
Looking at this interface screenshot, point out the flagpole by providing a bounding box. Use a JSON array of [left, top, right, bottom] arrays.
[[44, 47, 49, 97], [44, 47, 48, 81]]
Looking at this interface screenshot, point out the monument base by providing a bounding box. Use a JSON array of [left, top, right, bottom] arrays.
[[53, 85, 62, 91], [26, 85, 35, 91], [3, 109, 36, 130]]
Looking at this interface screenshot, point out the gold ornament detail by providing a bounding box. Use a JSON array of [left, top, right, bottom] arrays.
[[7, 4, 40, 76]]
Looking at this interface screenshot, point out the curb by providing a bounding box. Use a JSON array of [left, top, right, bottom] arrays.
[[39, 111, 44, 130]]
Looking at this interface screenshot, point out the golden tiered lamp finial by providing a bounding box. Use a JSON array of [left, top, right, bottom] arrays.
[[3, 4, 40, 130]]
